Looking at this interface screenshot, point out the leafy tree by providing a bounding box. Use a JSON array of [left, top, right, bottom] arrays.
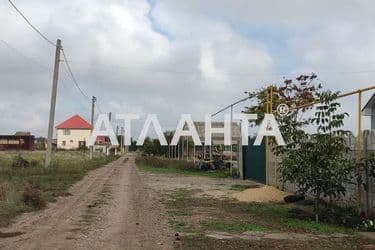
[[129, 138, 137, 152], [142, 137, 155, 155], [279, 91, 354, 222], [244, 74, 322, 155], [244, 73, 321, 128], [139, 137, 168, 156]]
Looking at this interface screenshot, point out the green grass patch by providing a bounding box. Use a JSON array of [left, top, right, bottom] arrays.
[[136, 156, 228, 178], [163, 188, 363, 249], [162, 188, 354, 237], [167, 209, 191, 217], [0, 151, 118, 226], [203, 220, 267, 232], [230, 184, 257, 191], [283, 218, 353, 234], [169, 220, 194, 233]]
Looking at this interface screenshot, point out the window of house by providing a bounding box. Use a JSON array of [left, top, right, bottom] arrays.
[[63, 129, 70, 135], [62, 141, 66, 146]]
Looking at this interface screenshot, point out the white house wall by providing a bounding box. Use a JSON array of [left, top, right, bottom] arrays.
[[56, 129, 91, 149]]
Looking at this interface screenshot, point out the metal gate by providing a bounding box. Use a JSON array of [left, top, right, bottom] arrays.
[[242, 137, 266, 183]]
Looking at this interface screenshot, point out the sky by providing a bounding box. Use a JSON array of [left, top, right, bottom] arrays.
[[0, 0, 374, 137]]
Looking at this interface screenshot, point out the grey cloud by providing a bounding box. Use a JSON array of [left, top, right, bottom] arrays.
[[0, 0, 373, 137]]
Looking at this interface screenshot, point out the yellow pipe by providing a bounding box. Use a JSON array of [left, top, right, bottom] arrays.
[[270, 86, 277, 188], [287, 85, 375, 112], [265, 87, 270, 185], [357, 90, 363, 209]]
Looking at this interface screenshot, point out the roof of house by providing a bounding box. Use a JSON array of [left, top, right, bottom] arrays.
[[362, 93, 375, 116], [56, 115, 92, 129]]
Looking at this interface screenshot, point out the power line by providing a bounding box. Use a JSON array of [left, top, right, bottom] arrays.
[[1, 38, 105, 115], [7, 0, 56, 47], [0, 39, 51, 71], [6, 0, 105, 116], [61, 48, 90, 100], [95, 102, 103, 114], [61, 48, 105, 114]]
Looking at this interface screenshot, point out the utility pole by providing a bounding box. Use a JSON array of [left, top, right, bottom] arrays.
[[45, 39, 62, 168], [106, 112, 112, 156], [91, 96, 96, 128], [120, 127, 124, 154], [230, 104, 233, 176], [90, 96, 96, 159]]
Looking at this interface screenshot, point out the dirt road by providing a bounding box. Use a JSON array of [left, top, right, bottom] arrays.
[[0, 154, 174, 250]]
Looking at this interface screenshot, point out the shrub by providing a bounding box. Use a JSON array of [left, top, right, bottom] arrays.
[[29, 159, 40, 167], [22, 183, 45, 209], [11, 154, 30, 168], [137, 156, 195, 170], [0, 182, 11, 200]]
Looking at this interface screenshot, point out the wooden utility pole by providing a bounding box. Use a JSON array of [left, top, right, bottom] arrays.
[[120, 127, 124, 154], [91, 96, 96, 126], [45, 39, 62, 168], [265, 87, 270, 184], [90, 96, 96, 159]]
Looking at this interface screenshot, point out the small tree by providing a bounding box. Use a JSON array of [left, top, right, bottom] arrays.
[[280, 91, 354, 222], [244, 74, 322, 154], [244, 73, 321, 128]]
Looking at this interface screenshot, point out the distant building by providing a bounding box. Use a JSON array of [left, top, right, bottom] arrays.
[[189, 121, 241, 145], [56, 115, 92, 150], [14, 131, 31, 136], [363, 93, 375, 130], [0, 133, 35, 151]]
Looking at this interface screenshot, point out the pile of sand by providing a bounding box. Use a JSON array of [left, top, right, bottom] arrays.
[[233, 185, 290, 203]]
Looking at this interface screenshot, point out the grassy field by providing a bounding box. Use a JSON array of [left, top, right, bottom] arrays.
[[165, 189, 370, 249], [136, 155, 373, 249], [0, 151, 118, 227], [136, 155, 229, 178]]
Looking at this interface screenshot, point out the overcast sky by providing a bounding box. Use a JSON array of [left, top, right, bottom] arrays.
[[0, 0, 374, 137]]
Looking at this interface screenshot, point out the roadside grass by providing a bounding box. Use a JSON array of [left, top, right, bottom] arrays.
[[202, 220, 268, 232], [174, 234, 364, 250], [136, 156, 228, 178], [139, 164, 228, 178], [0, 151, 118, 227], [230, 184, 259, 191], [163, 188, 355, 238], [282, 218, 351, 234], [164, 189, 366, 249], [169, 220, 193, 233]]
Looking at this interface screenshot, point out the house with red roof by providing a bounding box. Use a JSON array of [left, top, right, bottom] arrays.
[[56, 115, 92, 150]]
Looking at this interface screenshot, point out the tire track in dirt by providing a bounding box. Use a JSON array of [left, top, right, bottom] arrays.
[[73, 154, 174, 250]]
